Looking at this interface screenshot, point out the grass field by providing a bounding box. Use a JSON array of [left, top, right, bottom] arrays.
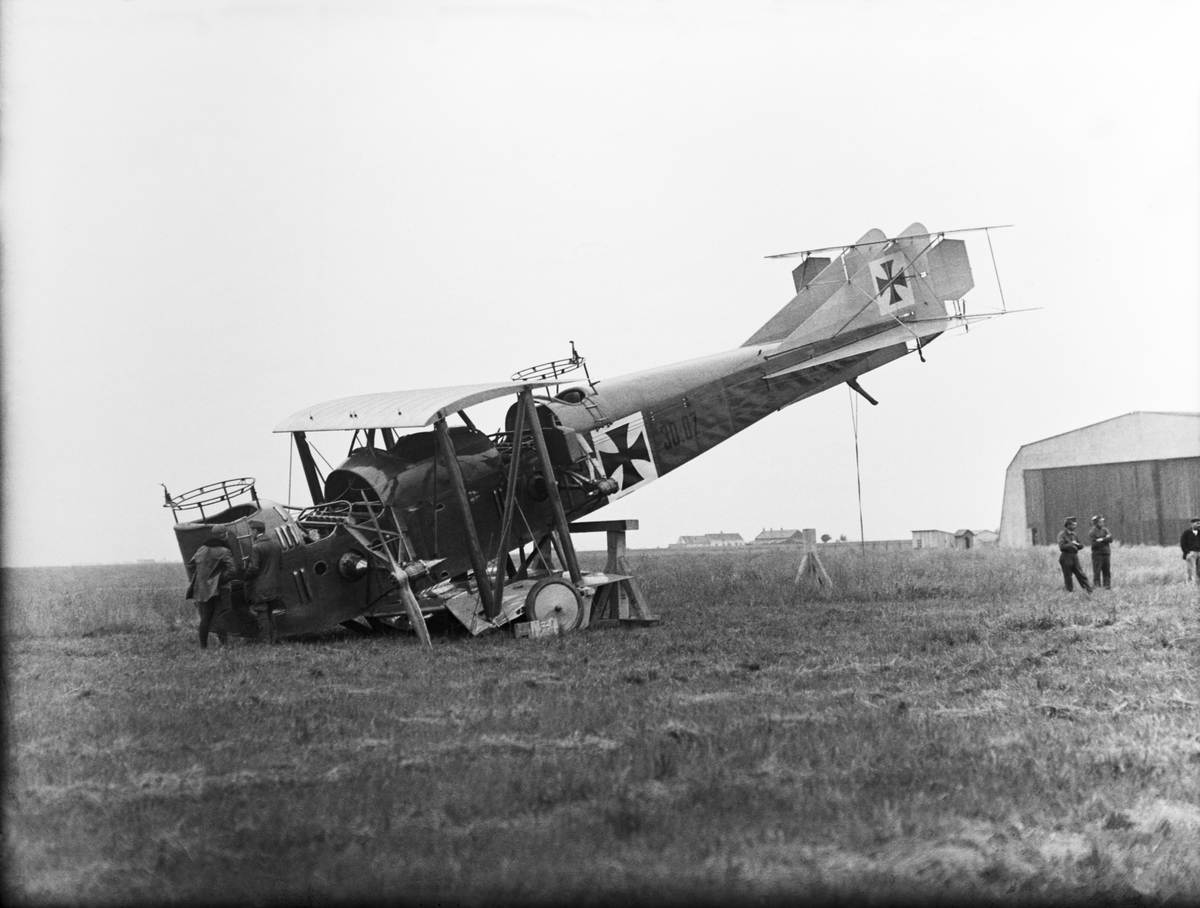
[[5, 545, 1200, 905]]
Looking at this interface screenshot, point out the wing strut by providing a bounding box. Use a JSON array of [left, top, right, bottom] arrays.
[[292, 432, 325, 505], [522, 387, 583, 587], [435, 418, 498, 619], [490, 390, 530, 618]]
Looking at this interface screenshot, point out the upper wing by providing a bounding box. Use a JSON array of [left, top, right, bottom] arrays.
[[273, 381, 554, 432]]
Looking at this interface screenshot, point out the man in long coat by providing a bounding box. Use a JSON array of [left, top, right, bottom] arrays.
[[244, 520, 286, 618], [186, 535, 236, 648]]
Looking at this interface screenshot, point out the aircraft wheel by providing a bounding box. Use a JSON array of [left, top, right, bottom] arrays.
[[524, 577, 583, 632]]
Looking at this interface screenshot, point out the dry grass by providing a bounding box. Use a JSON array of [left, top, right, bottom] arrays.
[[5, 545, 1200, 905]]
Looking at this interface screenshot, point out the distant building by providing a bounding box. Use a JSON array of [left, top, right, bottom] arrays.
[[814, 530, 996, 552], [999, 412, 1200, 546], [912, 529, 955, 549], [751, 528, 805, 546], [821, 538, 912, 552], [669, 532, 745, 549], [908, 529, 991, 550], [707, 533, 745, 547]]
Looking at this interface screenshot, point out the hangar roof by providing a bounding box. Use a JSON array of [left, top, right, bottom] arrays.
[[1007, 411, 1200, 472]]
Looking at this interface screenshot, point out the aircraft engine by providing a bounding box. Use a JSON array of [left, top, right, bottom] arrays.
[[338, 551, 370, 581]]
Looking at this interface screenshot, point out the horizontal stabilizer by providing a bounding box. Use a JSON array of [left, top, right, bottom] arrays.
[[765, 316, 953, 380]]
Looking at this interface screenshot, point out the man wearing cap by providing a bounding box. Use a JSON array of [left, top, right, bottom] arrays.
[[186, 534, 236, 648], [1181, 518, 1200, 584], [1088, 515, 1114, 590], [245, 520, 286, 632], [1057, 517, 1092, 593]]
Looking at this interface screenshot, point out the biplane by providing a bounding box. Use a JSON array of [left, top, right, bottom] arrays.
[[164, 222, 1002, 643]]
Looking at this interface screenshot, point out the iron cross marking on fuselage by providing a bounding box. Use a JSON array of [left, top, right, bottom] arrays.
[[599, 423, 651, 489], [875, 259, 908, 306]]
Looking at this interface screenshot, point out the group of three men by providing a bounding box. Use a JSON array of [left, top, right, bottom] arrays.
[[184, 521, 285, 649], [1059, 515, 1200, 594]]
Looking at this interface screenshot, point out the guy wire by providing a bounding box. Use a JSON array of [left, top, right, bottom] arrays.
[[850, 387, 866, 556]]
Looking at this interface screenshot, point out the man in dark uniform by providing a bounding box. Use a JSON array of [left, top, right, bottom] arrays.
[[1088, 515, 1114, 590], [1181, 517, 1200, 584], [245, 520, 286, 639], [1057, 517, 1092, 593], [186, 535, 236, 648]]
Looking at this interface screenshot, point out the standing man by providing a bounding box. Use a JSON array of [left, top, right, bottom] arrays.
[[244, 520, 286, 635], [1181, 517, 1200, 583], [1057, 517, 1092, 594], [186, 534, 236, 648], [1089, 515, 1114, 590]]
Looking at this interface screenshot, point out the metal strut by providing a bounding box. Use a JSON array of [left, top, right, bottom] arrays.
[[521, 387, 583, 586], [435, 418, 498, 619], [342, 496, 431, 647], [490, 391, 529, 619]]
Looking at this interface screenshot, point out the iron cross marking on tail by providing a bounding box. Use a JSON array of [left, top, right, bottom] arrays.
[[599, 423, 651, 490], [875, 258, 909, 306]]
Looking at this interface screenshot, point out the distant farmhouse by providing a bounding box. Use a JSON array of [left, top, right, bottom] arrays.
[[750, 528, 805, 546], [820, 536, 910, 552], [911, 529, 997, 550], [669, 532, 745, 549], [999, 412, 1200, 546], [735, 528, 1000, 551], [912, 530, 954, 549], [672, 527, 999, 552]]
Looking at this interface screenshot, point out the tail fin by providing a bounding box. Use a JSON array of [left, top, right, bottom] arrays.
[[743, 228, 886, 346], [746, 223, 974, 352]]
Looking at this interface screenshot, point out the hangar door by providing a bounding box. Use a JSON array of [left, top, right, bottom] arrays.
[[1024, 456, 1200, 546]]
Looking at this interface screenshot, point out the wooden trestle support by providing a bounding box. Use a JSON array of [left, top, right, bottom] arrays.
[[570, 520, 660, 629]]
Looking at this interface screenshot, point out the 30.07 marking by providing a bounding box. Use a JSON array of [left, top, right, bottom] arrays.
[[660, 413, 697, 451]]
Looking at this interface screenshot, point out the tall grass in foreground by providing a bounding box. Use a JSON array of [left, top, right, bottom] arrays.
[[6, 545, 1200, 905]]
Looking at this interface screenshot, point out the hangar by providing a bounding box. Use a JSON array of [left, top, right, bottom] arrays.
[[999, 412, 1200, 547]]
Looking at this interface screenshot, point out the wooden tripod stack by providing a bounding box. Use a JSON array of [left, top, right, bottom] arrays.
[[794, 528, 832, 591]]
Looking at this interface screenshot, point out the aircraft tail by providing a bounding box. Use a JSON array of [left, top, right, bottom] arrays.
[[743, 223, 974, 351]]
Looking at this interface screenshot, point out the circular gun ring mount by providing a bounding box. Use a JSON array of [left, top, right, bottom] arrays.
[[510, 341, 586, 383], [164, 477, 256, 511]]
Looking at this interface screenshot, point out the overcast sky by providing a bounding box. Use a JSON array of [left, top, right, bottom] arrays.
[[3, 0, 1198, 567]]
